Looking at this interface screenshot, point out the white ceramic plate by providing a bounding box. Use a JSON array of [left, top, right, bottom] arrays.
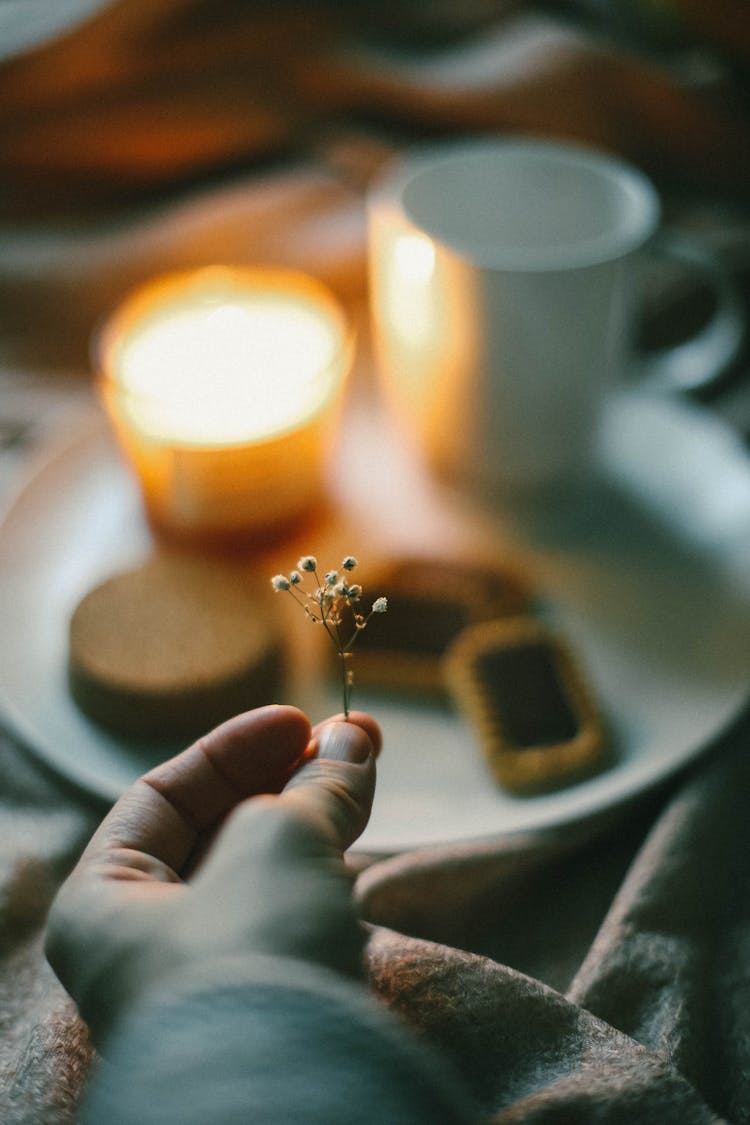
[[1, 392, 749, 854]]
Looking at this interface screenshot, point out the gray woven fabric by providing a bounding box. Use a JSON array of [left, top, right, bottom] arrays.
[[0, 713, 748, 1122], [361, 715, 750, 1122]]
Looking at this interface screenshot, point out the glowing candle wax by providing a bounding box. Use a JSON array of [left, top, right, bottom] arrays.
[[95, 267, 353, 543]]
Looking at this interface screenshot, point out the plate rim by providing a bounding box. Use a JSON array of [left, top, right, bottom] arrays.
[[0, 396, 748, 849]]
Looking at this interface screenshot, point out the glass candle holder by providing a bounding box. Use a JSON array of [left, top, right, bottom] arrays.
[[94, 265, 354, 545]]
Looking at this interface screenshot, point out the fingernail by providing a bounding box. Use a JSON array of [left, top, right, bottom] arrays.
[[317, 722, 371, 764]]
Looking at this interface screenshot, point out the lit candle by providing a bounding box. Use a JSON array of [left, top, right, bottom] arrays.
[[95, 266, 354, 543]]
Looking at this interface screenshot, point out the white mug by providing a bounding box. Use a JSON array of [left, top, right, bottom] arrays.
[[368, 137, 744, 495]]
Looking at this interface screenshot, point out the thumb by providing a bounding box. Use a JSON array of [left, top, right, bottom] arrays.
[[279, 721, 376, 852]]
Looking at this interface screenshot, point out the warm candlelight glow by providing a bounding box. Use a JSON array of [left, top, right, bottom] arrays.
[[369, 218, 476, 475], [95, 266, 353, 543], [116, 286, 343, 444], [384, 233, 437, 351], [393, 233, 435, 285]]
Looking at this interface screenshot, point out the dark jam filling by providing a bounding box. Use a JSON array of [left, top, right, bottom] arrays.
[[476, 641, 580, 749]]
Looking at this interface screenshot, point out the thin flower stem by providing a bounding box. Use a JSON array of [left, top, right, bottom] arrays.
[[287, 588, 310, 613], [340, 652, 352, 720], [321, 620, 340, 650], [271, 556, 386, 721], [315, 568, 345, 654], [313, 590, 340, 650], [343, 609, 375, 652]]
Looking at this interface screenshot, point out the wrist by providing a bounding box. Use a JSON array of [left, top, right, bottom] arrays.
[[95, 951, 371, 1053]]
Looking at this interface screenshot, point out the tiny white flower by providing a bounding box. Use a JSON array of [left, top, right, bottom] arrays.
[[269, 553, 382, 720]]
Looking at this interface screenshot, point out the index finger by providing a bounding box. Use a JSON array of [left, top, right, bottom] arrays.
[[82, 706, 311, 874]]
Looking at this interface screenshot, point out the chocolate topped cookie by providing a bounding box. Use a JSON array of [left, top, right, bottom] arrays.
[[342, 555, 531, 695]]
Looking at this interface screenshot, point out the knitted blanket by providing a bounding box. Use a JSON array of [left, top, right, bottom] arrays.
[[1, 705, 749, 1123]]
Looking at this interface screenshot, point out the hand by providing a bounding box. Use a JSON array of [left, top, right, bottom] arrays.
[[45, 705, 381, 1045]]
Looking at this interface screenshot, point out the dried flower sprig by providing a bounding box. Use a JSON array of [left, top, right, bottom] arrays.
[[271, 555, 387, 719]]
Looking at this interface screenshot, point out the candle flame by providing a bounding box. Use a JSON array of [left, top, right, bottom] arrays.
[[117, 290, 344, 444]]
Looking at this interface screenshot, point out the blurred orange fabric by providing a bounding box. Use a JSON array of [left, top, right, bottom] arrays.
[[0, 0, 747, 212]]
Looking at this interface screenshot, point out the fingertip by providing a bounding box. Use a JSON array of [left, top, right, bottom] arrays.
[[199, 704, 312, 758], [346, 711, 382, 757], [252, 703, 312, 736], [311, 711, 382, 758], [316, 721, 372, 764]]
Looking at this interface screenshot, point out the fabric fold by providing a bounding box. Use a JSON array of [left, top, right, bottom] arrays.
[[358, 711, 750, 1122]]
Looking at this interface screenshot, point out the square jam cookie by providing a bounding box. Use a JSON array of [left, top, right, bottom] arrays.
[[445, 618, 606, 792]]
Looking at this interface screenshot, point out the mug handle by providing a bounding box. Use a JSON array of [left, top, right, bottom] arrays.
[[636, 230, 746, 394]]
